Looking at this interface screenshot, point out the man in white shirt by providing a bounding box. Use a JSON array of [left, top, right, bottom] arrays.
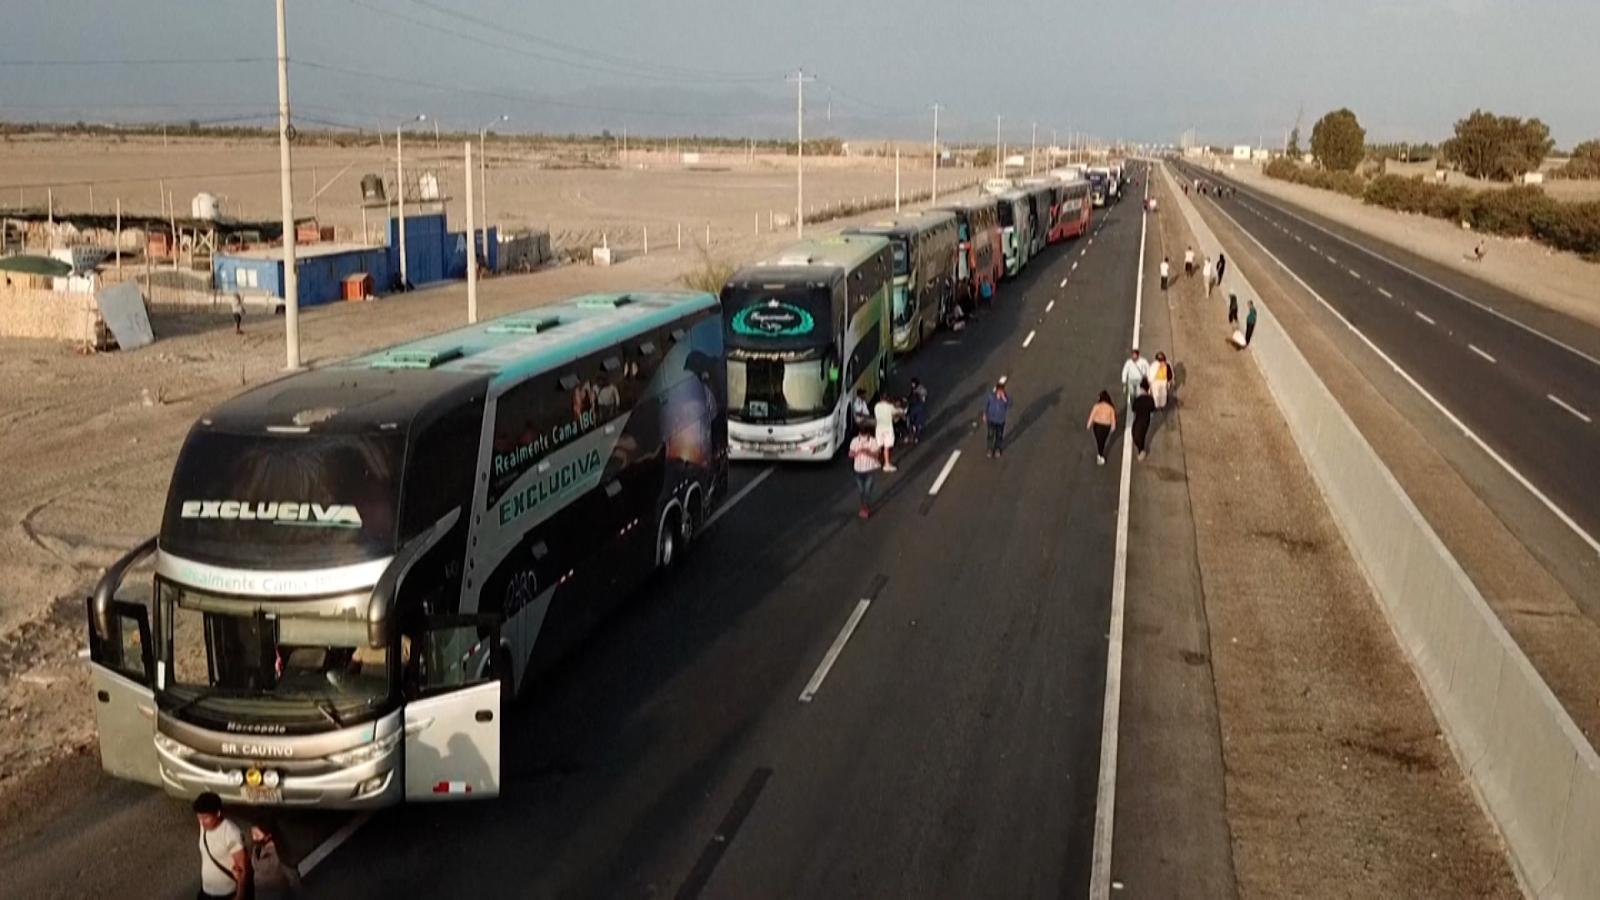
[[873, 394, 901, 472], [194, 792, 250, 900], [1159, 257, 1171, 292], [1120, 348, 1151, 419], [1184, 246, 1196, 278], [1202, 256, 1215, 297]]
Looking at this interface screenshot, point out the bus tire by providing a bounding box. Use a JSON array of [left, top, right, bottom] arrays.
[[682, 486, 704, 553], [656, 504, 682, 570]]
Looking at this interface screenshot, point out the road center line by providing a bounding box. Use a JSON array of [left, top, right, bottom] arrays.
[[1293, 234, 1303, 242], [1060, 277, 1069, 288], [1547, 394, 1592, 423], [1309, 243, 1319, 253], [1072, 261, 1079, 271], [799, 598, 873, 703], [1045, 299, 1056, 313], [1348, 268, 1361, 279], [928, 450, 962, 495], [1378, 287, 1393, 298], [704, 467, 775, 529], [1081, 248, 1088, 257], [1415, 311, 1436, 325], [1023, 329, 1037, 348], [1469, 344, 1497, 363], [1326, 255, 1338, 264], [298, 813, 373, 876]]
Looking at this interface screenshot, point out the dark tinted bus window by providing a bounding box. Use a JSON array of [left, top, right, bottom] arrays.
[[400, 398, 483, 539]]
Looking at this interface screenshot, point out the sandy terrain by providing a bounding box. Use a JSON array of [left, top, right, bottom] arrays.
[[1217, 161, 1600, 330], [0, 144, 969, 798], [1150, 168, 1518, 897], [0, 134, 983, 252]]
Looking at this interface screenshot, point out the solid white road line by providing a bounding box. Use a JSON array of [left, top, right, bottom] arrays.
[[1231, 183, 1600, 370], [1469, 344, 1497, 363], [1548, 394, 1593, 424], [1378, 287, 1394, 299], [798, 599, 872, 703], [1348, 268, 1362, 279], [928, 450, 962, 495], [1045, 299, 1056, 313], [1023, 329, 1037, 348], [298, 813, 374, 876], [1208, 199, 1600, 558], [1415, 311, 1436, 325], [1090, 164, 1147, 900], [704, 466, 775, 529]]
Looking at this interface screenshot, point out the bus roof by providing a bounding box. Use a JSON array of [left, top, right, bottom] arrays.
[[845, 209, 957, 238], [200, 291, 717, 434], [750, 235, 890, 271]]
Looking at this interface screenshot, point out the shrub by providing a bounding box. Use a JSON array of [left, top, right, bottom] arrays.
[[1552, 156, 1600, 180], [679, 247, 736, 295], [1530, 201, 1600, 257], [1469, 186, 1554, 238]]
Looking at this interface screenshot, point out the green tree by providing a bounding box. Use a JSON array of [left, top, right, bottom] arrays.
[[1310, 108, 1365, 172], [1571, 140, 1600, 162], [1286, 126, 1301, 158], [1441, 110, 1554, 181]]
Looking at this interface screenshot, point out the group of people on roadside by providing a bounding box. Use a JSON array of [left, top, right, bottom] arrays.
[[848, 379, 930, 518], [1093, 347, 1175, 463], [194, 791, 302, 899]]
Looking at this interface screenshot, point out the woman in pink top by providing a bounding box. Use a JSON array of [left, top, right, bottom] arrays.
[[848, 421, 882, 519]]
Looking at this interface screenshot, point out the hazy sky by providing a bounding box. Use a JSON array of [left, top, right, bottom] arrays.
[[3, 0, 1596, 146]]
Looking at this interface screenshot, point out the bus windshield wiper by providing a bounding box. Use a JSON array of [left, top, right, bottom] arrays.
[[312, 697, 345, 729]]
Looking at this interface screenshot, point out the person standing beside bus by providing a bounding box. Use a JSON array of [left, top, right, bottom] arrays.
[[193, 792, 250, 900], [873, 392, 901, 472], [848, 421, 881, 519], [904, 377, 929, 446]]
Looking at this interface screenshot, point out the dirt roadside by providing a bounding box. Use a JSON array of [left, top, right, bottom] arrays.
[[1147, 166, 1519, 898], [1219, 161, 1600, 332], [0, 193, 964, 805]]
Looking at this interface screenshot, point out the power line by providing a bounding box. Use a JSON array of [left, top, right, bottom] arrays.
[[0, 57, 272, 67]]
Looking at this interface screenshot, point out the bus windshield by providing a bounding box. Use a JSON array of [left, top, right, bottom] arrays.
[[727, 354, 836, 424], [162, 430, 405, 569], [890, 239, 909, 276], [997, 203, 1014, 227], [160, 579, 391, 728]]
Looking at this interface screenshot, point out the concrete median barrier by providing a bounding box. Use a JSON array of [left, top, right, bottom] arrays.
[[1161, 161, 1600, 898]]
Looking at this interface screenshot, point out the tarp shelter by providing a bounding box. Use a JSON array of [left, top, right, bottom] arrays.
[[94, 280, 154, 350], [0, 255, 73, 277]]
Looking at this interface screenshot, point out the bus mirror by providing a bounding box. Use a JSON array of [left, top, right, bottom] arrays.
[[368, 507, 462, 649], [91, 536, 158, 641]]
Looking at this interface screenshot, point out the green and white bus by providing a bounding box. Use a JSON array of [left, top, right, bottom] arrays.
[[721, 236, 893, 460], [87, 291, 726, 807]]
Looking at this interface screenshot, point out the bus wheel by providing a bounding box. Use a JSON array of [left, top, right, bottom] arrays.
[[657, 507, 681, 569]]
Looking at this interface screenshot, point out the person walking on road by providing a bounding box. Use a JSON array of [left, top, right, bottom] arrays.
[[230, 292, 245, 335], [1150, 352, 1173, 409], [1245, 300, 1259, 346], [248, 822, 302, 898], [851, 388, 872, 430], [848, 421, 881, 519], [1087, 391, 1117, 465], [1216, 252, 1227, 284], [873, 392, 902, 471], [1202, 256, 1215, 297], [1184, 246, 1196, 278], [981, 379, 1012, 458], [1120, 348, 1150, 416], [1159, 256, 1171, 292], [1131, 379, 1157, 461], [194, 792, 250, 900], [904, 377, 928, 445], [1228, 291, 1239, 326]]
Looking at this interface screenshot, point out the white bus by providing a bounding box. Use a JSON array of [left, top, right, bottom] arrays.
[[88, 291, 726, 807]]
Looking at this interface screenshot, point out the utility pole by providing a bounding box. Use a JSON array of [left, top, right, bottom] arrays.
[[930, 103, 942, 204], [788, 69, 815, 238], [480, 115, 508, 251], [465, 141, 477, 324], [894, 147, 901, 212], [1030, 122, 1037, 176], [397, 127, 407, 289], [274, 0, 300, 370], [994, 115, 1003, 178]]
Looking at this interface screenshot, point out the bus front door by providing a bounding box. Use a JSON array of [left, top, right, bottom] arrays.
[[87, 597, 160, 785], [403, 614, 503, 800]]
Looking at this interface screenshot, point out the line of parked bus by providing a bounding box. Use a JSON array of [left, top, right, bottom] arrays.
[[84, 164, 1132, 811], [719, 169, 1096, 461]]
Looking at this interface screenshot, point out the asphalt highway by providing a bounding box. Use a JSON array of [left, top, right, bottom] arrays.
[[3, 182, 1150, 897], [1173, 161, 1600, 561]]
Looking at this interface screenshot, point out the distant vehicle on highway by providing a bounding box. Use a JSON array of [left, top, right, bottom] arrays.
[[1087, 166, 1111, 207], [87, 290, 727, 807], [721, 236, 893, 460], [844, 211, 959, 355]]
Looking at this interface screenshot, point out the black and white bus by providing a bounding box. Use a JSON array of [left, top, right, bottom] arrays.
[[87, 290, 726, 807]]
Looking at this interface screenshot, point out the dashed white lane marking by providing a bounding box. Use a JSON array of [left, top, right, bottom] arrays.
[[1548, 394, 1592, 424], [1378, 287, 1394, 299], [1089, 238, 1095, 245], [299, 813, 374, 876], [1469, 344, 1497, 364], [1072, 261, 1079, 271], [1415, 311, 1436, 325], [1023, 329, 1037, 348], [1045, 299, 1056, 313], [1060, 277, 1069, 288], [799, 599, 872, 703], [1293, 234, 1303, 242], [1309, 243, 1319, 253], [1081, 248, 1088, 257], [1326, 255, 1338, 264], [1348, 268, 1361, 279], [928, 449, 962, 495], [705, 466, 775, 529]]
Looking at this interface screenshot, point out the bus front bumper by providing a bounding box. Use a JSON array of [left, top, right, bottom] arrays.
[[729, 421, 838, 461]]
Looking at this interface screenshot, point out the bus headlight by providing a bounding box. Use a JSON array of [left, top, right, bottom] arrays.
[[327, 732, 400, 769], [153, 732, 196, 761]]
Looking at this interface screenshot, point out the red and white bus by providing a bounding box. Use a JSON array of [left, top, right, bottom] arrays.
[[1053, 178, 1092, 240]]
